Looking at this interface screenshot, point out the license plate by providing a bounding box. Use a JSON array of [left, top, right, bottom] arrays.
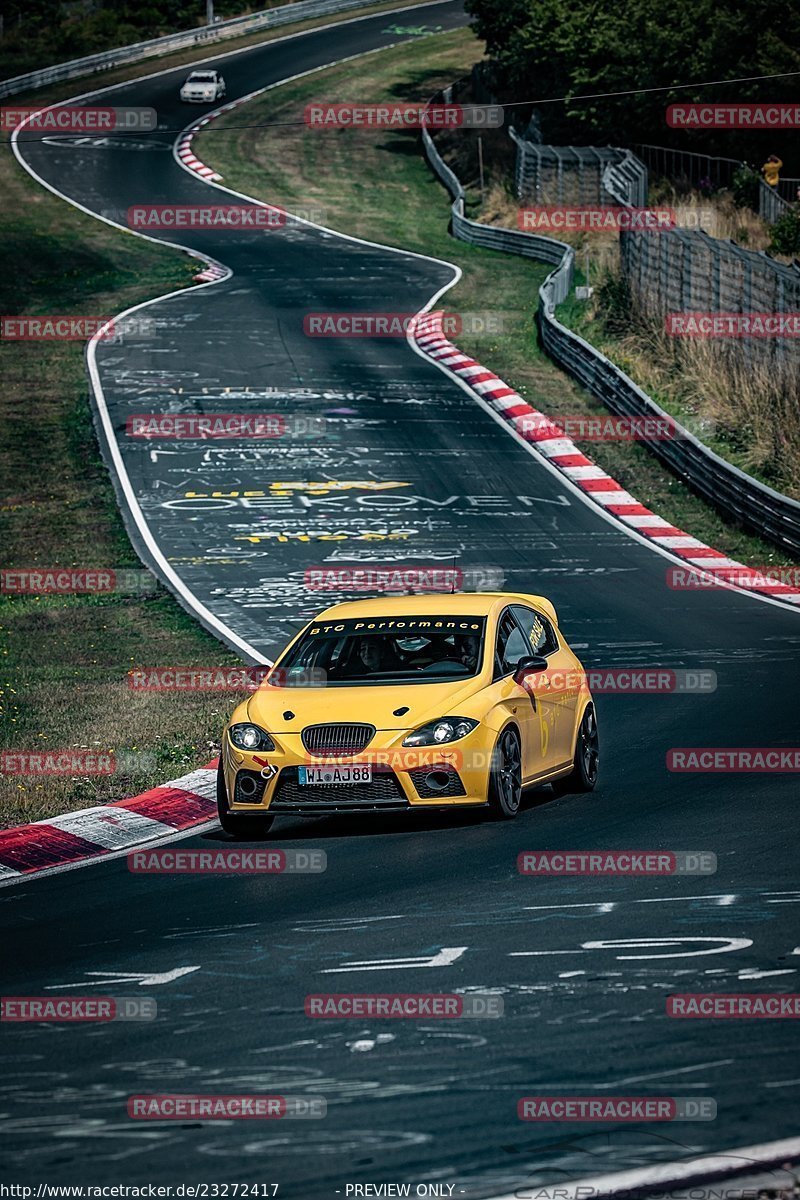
[[298, 765, 372, 786]]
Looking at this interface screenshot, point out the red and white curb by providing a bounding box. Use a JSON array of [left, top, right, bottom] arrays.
[[177, 96, 253, 182], [0, 761, 218, 884], [176, 118, 225, 181], [193, 263, 228, 283], [412, 311, 800, 606]]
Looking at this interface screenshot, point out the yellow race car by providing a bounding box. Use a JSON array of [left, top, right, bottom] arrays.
[[217, 592, 598, 835]]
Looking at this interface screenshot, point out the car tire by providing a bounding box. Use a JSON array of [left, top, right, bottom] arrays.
[[217, 758, 275, 838], [487, 727, 522, 819], [552, 704, 599, 795]]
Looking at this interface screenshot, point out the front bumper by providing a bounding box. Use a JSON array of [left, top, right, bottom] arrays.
[[222, 731, 492, 815]]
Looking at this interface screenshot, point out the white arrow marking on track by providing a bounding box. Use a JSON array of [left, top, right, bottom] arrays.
[[321, 947, 467, 973], [46, 966, 201, 988]]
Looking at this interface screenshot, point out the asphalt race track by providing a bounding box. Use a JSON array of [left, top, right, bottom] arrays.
[[5, 2, 800, 1194]]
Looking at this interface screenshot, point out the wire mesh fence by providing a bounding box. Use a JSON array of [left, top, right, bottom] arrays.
[[620, 228, 800, 370], [511, 134, 648, 207]]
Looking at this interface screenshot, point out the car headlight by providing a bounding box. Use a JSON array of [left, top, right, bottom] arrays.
[[228, 723, 275, 751], [402, 717, 478, 747]]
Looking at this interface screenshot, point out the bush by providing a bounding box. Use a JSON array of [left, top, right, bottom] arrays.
[[732, 165, 761, 212], [769, 206, 800, 256]]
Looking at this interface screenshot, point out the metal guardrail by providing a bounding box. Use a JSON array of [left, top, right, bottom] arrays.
[[0, 0, 399, 98], [758, 179, 792, 224], [422, 87, 800, 555]]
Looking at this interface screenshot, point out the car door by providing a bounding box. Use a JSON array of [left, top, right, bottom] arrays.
[[483, 608, 547, 781], [511, 604, 577, 769]]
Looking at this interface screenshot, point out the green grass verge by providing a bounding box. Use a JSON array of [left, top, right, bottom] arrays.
[[0, 114, 246, 828], [198, 27, 794, 569]]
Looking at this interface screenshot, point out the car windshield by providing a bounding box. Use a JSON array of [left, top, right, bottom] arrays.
[[188, 73, 215, 82], [272, 615, 487, 687]]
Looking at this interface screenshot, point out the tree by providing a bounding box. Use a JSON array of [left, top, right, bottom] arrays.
[[466, 0, 800, 164]]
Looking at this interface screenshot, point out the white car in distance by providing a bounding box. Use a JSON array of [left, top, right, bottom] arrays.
[[180, 70, 226, 103]]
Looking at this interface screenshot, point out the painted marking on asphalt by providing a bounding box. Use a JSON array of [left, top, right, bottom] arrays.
[[348, 1034, 395, 1053], [636, 894, 738, 905], [320, 947, 467, 973], [46, 966, 201, 988], [582, 937, 753, 959], [294, 915, 405, 933], [522, 902, 617, 913], [595, 1059, 734, 1088], [511, 937, 753, 959], [739, 968, 796, 979], [522, 896, 739, 915]]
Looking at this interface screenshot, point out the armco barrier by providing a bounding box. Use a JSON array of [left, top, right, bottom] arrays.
[[421, 85, 800, 555], [0, 0, 406, 99]]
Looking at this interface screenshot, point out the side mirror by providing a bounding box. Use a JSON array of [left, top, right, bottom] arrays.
[[513, 654, 548, 686]]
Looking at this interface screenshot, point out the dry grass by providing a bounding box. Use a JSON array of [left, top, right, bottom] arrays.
[[584, 287, 800, 497]]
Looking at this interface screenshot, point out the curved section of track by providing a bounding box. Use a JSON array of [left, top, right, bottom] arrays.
[[6, 6, 800, 1195]]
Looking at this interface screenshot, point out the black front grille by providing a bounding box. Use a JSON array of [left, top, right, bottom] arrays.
[[269, 767, 407, 811], [408, 766, 467, 798], [300, 723, 375, 757]]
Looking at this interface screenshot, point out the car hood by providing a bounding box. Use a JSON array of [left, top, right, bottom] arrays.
[[246, 676, 487, 734]]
